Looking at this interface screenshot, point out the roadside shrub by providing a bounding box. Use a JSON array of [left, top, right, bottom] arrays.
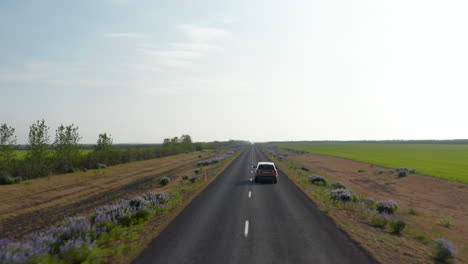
[[301, 166, 309, 172], [433, 238, 456, 262], [408, 208, 418, 215], [194, 169, 200, 174], [370, 213, 389, 228], [388, 216, 406, 234], [182, 175, 189, 180], [398, 171, 407, 178], [190, 175, 201, 184], [439, 218, 453, 228], [376, 200, 398, 214], [396, 168, 408, 178], [358, 169, 366, 173], [134, 209, 151, 221], [159, 177, 170, 186], [309, 174, 327, 186], [331, 182, 346, 189], [409, 168, 416, 174], [0, 174, 14, 185], [330, 188, 355, 202]]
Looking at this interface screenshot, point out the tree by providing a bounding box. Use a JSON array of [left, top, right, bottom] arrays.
[[180, 134, 194, 151], [54, 124, 81, 173], [95, 133, 113, 152], [24, 120, 51, 178], [0, 123, 17, 175]]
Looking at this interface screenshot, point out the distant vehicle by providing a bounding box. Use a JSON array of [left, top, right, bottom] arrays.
[[254, 162, 278, 184]]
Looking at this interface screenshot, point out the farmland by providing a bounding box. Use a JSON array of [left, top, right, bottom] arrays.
[[274, 143, 468, 184]]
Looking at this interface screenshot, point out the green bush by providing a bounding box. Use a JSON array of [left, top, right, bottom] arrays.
[[118, 215, 132, 227], [182, 175, 189, 180], [370, 213, 388, 228], [439, 218, 453, 228], [134, 209, 151, 221], [388, 217, 406, 234], [194, 169, 200, 174], [331, 182, 346, 189], [0, 173, 14, 185], [159, 177, 170, 186], [61, 243, 97, 264], [189, 176, 201, 184], [408, 208, 418, 215]]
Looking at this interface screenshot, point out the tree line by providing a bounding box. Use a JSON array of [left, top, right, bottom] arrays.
[[0, 120, 200, 183]]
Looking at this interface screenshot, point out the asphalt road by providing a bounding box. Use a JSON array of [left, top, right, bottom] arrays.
[[133, 146, 377, 264]]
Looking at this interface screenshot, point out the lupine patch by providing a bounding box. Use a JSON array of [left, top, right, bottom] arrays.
[[434, 238, 456, 262], [330, 188, 355, 202], [309, 174, 327, 186], [0, 191, 170, 264], [376, 200, 398, 214], [197, 151, 236, 166]]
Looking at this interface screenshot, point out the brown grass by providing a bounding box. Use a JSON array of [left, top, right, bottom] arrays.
[[269, 149, 468, 264]]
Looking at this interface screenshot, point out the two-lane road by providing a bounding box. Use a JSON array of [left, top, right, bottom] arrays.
[[134, 146, 377, 264]]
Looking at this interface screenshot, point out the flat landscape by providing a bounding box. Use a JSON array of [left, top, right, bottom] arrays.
[[0, 152, 209, 239], [275, 143, 468, 184], [267, 145, 468, 263]]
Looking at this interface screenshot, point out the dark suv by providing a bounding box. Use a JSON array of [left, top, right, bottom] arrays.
[[254, 162, 278, 184]]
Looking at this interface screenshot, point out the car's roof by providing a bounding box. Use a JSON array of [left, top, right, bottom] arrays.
[[257, 162, 275, 165]]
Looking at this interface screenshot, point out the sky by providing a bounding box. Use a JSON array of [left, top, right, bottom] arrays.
[[1, 0, 468, 144]]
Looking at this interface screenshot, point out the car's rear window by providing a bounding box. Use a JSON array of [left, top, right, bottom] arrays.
[[258, 164, 274, 169]]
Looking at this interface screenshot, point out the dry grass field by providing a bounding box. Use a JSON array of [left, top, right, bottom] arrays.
[[0, 152, 210, 239]]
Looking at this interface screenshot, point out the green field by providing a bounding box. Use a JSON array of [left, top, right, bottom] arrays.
[[275, 143, 468, 184], [14, 149, 93, 159]]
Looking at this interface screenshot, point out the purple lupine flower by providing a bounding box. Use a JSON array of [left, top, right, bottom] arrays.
[[143, 192, 170, 205], [434, 238, 456, 261], [309, 174, 327, 185], [376, 200, 398, 214], [330, 188, 355, 202], [0, 238, 13, 248], [197, 151, 236, 166]]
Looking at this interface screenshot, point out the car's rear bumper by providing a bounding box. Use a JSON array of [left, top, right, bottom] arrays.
[[255, 176, 277, 181]]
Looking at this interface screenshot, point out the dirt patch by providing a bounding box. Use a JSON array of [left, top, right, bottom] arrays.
[[276, 151, 468, 263]]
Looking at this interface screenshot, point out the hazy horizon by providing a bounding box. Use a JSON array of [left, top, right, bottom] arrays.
[[2, 0, 468, 144]]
